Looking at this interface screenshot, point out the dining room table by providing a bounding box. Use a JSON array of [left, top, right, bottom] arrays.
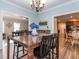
[[7, 34, 50, 59]]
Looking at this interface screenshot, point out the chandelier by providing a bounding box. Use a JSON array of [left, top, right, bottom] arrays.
[[30, 0, 45, 12]]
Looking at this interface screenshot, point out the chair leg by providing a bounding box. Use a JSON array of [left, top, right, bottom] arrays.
[[13, 44, 16, 59], [49, 52, 51, 59], [52, 49, 54, 59], [16, 45, 19, 59], [23, 46, 25, 54]]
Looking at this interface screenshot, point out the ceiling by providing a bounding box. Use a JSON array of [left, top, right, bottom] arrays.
[[7, 0, 73, 12]]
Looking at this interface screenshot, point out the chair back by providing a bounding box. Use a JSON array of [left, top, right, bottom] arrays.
[[40, 35, 51, 57], [3, 33, 6, 39], [12, 32, 19, 37], [12, 30, 32, 37], [50, 33, 58, 48]]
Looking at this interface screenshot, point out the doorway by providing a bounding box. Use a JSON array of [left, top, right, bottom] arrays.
[[3, 16, 28, 36], [55, 12, 79, 59]]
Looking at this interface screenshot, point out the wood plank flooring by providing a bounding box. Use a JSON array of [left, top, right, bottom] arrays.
[[59, 44, 79, 59], [0, 49, 2, 59]]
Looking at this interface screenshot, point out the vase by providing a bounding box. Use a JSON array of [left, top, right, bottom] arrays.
[[32, 28, 38, 36]]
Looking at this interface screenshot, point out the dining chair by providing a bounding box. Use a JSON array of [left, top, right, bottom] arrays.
[[12, 32, 27, 59], [13, 40, 27, 59], [66, 33, 73, 44], [33, 35, 51, 59], [50, 33, 58, 59]]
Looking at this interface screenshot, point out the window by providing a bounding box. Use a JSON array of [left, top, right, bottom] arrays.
[[14, 22, 20, 32]]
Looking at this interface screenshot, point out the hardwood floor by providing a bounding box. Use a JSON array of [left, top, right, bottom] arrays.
[[0, 49, 2, 59], [59, 44, 79, 59]]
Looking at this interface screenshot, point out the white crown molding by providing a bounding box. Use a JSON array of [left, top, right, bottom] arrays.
[[53, 10, 79, 17], [38, 0, 79, 14], [2, 0, 36, 14]]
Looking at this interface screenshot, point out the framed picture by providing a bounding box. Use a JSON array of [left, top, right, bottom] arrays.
[[39, 21, 47, 25]]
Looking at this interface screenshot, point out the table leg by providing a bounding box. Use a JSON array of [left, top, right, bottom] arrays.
[[27, 47, 34, 59], [7, 37, 10, 59]]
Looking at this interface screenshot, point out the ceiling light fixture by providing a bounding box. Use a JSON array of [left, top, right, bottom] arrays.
[[30, 0, 45, 12]]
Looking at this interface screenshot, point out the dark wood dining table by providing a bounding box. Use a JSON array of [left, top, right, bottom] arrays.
[[7, 34, 45, 59]]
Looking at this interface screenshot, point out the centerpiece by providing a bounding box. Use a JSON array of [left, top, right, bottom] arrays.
[[30, 22, 39, 36]]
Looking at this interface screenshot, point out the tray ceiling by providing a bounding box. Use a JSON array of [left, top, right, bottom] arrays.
[[6, 0, 73, 12]]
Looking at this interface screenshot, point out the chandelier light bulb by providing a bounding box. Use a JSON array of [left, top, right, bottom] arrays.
[[31, 0, 45, 12], [30, 1, 32, 5], [40, 4, 43, 7], [41, 0, 45, 4]]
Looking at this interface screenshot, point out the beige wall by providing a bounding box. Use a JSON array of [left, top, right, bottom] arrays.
[[20, 20, 28, 30], [3, 16, 28, 35]]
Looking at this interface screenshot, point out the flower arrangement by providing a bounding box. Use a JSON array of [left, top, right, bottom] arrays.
[[30, 22, 39, 35], [30, 22, 39, 29]]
